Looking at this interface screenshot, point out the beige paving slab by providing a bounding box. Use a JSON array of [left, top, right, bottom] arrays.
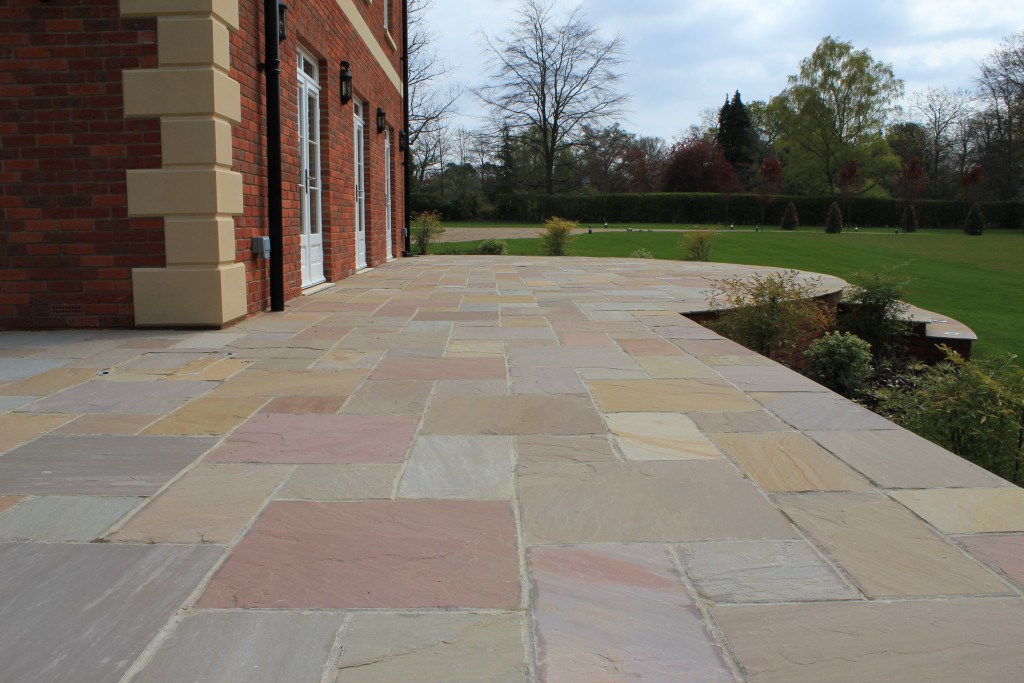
[[807, 429, 1009, 489], [714, 599, 1024, 683], [168, 357, 254, 381], [435, 379, 509, 395], [589, 379, 762, 413], [508, 347, 641, 370], [955, 534, 1024, 589], [557, 332, 615, 347], [515, 435, 619, 462], [444, 339, 505, 357], [0, 497, 25, 515], [519, 459, 798, 544], [260, 396, 347, 414], [423, 395, 604, 435], [108, 463, 290, 544], [776, 492, 1011, 597], [341, 380, 433, 415], [371, 357, 506, 381], [277, 464, 401, 500], [142, 396, 265, 436], [0, 367, 99, 396], [711, 432, 873, 492], [336, 612, 529, 683], [0, 413, 74, 453], [689, 411, 790, 433], [889, 487, 1024, 534], [210, 369, 369, 398], [607, 412, 723, 460], [634, 355, 718, 379]]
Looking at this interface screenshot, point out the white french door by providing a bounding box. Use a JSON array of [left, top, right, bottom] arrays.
[[354, 99, 367, 270], [384, 128, 394, 260], [298, 51, 324, 287]]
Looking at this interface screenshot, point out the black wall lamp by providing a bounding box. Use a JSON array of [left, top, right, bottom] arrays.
[[339, 61, 353, 105], [277, 2, 288, 42], [376, 108, 387, 134]]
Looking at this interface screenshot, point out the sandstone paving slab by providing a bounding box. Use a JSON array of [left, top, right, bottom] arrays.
[[515, 435, 619, 462], [168, 357, 253, 381], [341, 380, 434, 414], [674, 540, 860, 603], [0, 495, 141, 541], [370, 357, 506, 380], [889, 487, 1024, 533], [109, 463, 290, 544], [699, 354, 777, 366], [607, 412, 723, 460], [277, 464, 401, 500], [0, 496, 25, 515], [635, 355, 718, 379], [752, 392, 899, 431], [0, 413, 73, 453], [716, 365, 829, 392], [508, 346, 641, 370], [141, 396, 265, 436], [509, 366, 584, 394], [199, 500, 521, 609], [807, 429, 1009, 489], [53, 413, 159, 435], [260, 395, 347, 413], [170, 330, 248, 349], [210, 369, 368, 398], [557, 332, 615, 347], [955, 534, 1024, 588], [714, 598, 1024, 683], [519, 459, 798, 544], [399, 435, 515, 499], [689, 411, 790, 434], [422, 395, 604, 435], [435, 379, 509, 395], [445, 339, 505, 357], [132, 610, 346, 683], [590, 379, 762, 413], [776, 492, 1011, 597], [0, 435, 217, 495], [674, 338, 758, 357], [0, 367, 98, 396], [312, 348, 385, 371], [0, 395, 39, 412], [530, 544, 739, 682], [209, 413, 418, 464], [710, 432, 873, 492], [575, 367, 649, 380], [336, 612, 528, 683], [617, 338, 685, 356], [0, 358, 68, 382], [0, 542, 222, 683], [23, 379, 212, 414]]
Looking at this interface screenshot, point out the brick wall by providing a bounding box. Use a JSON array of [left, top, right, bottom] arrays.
[[233, 0, 406, 313], [0, 0, 162, 329]]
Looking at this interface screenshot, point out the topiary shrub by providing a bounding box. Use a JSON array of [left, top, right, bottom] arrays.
[[803, 332, 873, 397], [825, 201, 843, 233], [680, 227, 717, 261], [901, 205, 918, 233], [780, 202, 799, 230], [477, 238, 508, 255], [538, 216, 576, 256], [964, 202, 985, 235], [411, 210, 446, 255], [630, 248, 654, 259]]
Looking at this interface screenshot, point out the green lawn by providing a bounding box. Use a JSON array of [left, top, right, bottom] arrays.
[[433, 228, 1024, 359]]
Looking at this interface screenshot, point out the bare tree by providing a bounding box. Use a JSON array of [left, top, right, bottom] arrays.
[[911, 86, 974, 197], [975, 31, 1024, 199], [407, 0, 463, 189], [475, 0, 627, 194]]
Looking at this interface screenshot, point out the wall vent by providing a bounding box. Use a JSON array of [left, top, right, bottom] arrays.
[[50, 304, 84, 316]]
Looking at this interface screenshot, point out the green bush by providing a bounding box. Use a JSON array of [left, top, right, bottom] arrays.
[[411, 210, 446, 255], [901, 204, 918, 233], [781, 202, 799, 230], [539, 216, 576, 256], [477, 238, 508, 255], [838, 270, 912, 362], [629, 248, 654, 259], [681, 227, 717, 261], [964, 202, 985, 235], [803, 332, 873, 396], [825, 201, 843, 233], [874, 349, 1024, 485], [707, 270, 834, 360]]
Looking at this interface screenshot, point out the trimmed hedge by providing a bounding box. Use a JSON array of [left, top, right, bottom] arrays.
[[411, 192, 1024, 229]]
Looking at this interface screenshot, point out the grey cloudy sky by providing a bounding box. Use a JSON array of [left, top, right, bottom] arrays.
[[426, 0, 1024, 141]]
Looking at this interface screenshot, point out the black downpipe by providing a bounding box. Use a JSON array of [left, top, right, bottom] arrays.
[[264, 0, 285, 310], [401, 0, 413, 256]]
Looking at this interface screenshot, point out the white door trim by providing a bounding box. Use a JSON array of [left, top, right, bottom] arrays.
[[298, 49, 325, 287]]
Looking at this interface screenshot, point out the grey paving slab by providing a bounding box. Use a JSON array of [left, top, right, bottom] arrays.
[[399, 435, 515, 499], [0, 395, 38, 412], [0, 495, 141, 541], [23, 379, 212, 414], [0, 543, 222, 683], [753, 392, 900, 431], [0, 435, 217, 495], [132, 611, 345, 683], [0, 358, 68, 382], [336, 612, 529, 683]]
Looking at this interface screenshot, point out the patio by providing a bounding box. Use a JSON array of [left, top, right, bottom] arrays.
[[1, 256, 1023, 682]]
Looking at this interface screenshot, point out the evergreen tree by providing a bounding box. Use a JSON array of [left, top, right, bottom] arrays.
[[964, 202, 985, 235], [900, 205, 918, 233], [716, 91, 756, 168], [825, 201, 844, 233], [781, 202, 799, 230]]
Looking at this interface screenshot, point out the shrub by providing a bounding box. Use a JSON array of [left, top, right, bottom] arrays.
[[477, 238, 508, 255], [681, 227, 717, 261], [901, 204, 918, 233], [838, 269, 912, 362], [707, 270, 834, 360], [411, 210, 446, 255], [964, 202, 985, 235], [803, 332, 873, 396], [874, 348, 1024, 485], [825, 201, 843, 233], [538, 216, 577, 256], [780, 202, 799, 230], [630, 248, 654, 259]]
